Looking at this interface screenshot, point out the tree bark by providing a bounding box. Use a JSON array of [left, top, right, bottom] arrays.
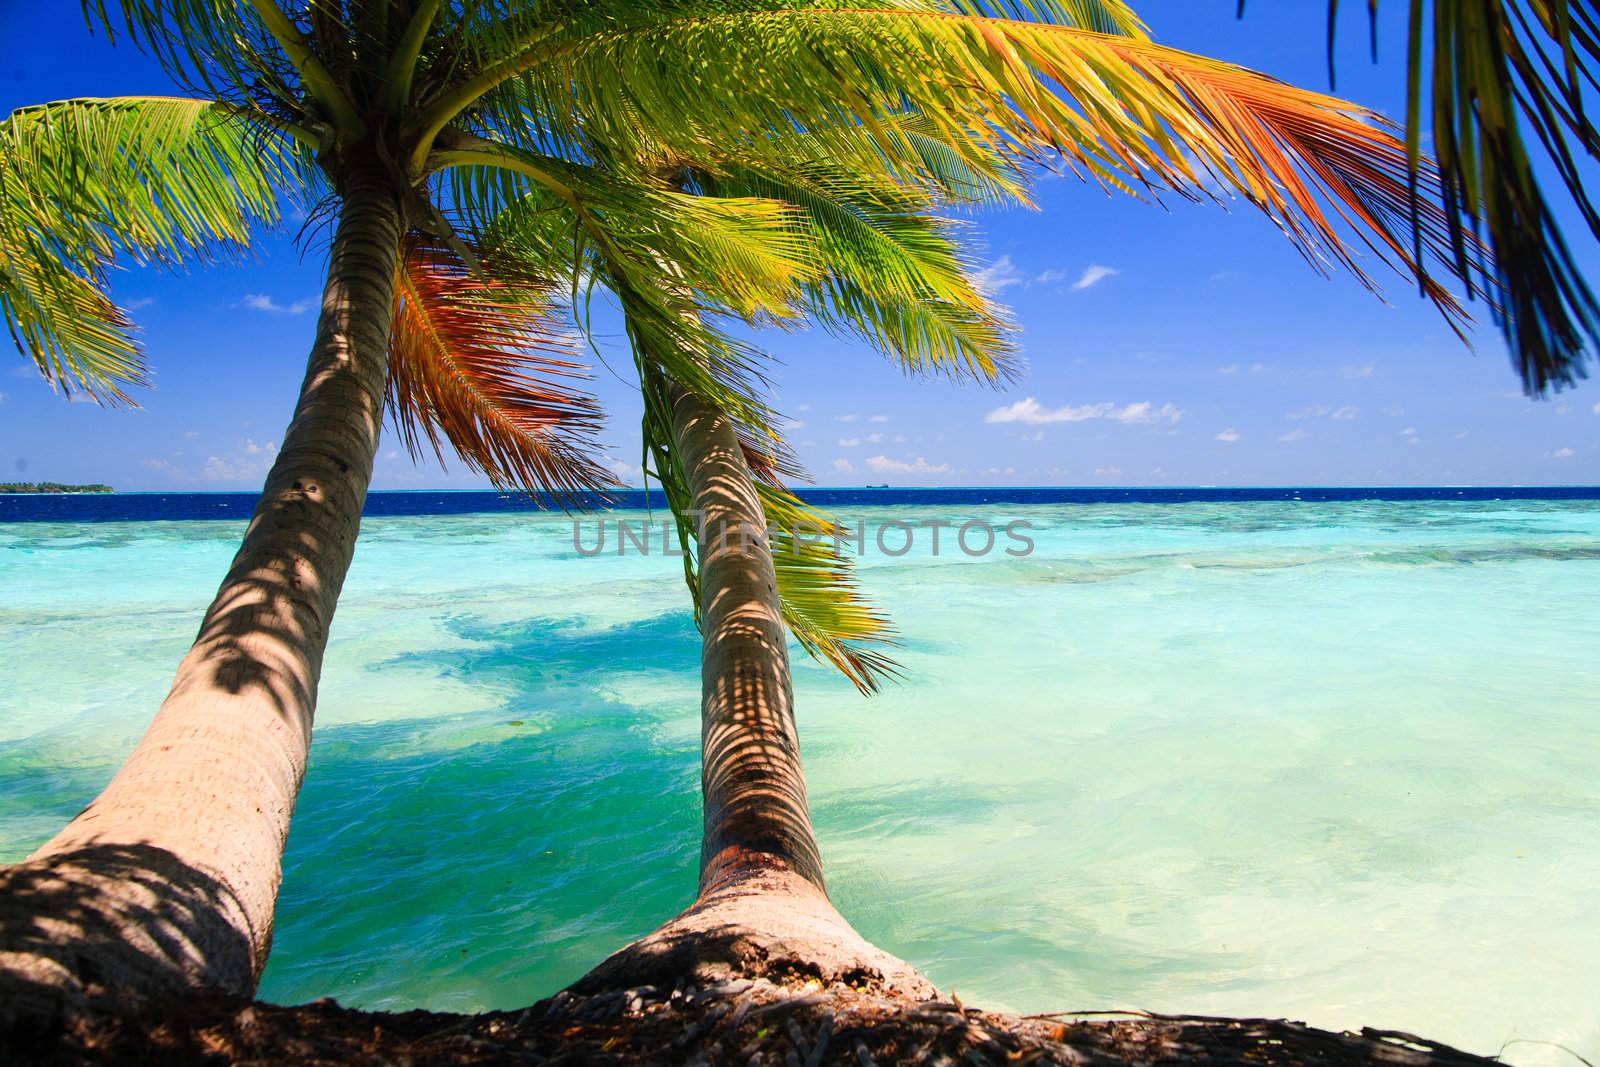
[[0, 162, 406, 1020], [573, 386, 933, 998]]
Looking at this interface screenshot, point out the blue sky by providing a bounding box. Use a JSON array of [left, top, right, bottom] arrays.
[[2, 3, 1596, 489]]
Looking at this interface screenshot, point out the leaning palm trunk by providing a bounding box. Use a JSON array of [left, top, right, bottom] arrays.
[[575, 386, 931, 998], [0, 164, 406, 1018]]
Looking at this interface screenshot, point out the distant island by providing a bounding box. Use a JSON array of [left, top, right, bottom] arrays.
[[0, 482, 113, 494]]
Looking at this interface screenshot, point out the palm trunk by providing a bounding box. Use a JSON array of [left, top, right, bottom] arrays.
[[0, 162, 406, 1019], [573, 386, 932, 999], [674, 385, 827, 897]]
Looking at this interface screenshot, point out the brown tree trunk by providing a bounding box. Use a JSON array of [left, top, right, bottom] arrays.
[[0, 162, 407, 1020], [573, 386, 932, 998]]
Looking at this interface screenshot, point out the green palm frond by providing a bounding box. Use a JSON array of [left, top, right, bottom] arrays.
[[439, 144, 820, 322], [754, 478, 899, 693], [0, 96, 288, 400], [83, 2, 296, 108], [1415, 0, 1600, 393], [695, 156, 1017, 383], [1242, 0, 1600, 390], [459, 7, 1468, 330]]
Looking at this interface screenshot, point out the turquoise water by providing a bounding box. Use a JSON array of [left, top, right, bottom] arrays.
[[2, 500, 1597, 1063]]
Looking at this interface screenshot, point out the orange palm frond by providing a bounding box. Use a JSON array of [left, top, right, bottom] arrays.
[[387, 234, 613, 503], [526, 11, 1476, 326], [998, 29, 1473, 322]]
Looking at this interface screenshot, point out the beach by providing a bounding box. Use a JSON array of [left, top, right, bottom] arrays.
[[2, 493, 1596, 1063]]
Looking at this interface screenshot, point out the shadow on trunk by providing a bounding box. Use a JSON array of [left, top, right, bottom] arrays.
[[0, 844, 255, 1023], [571, 385, 935, 1002]]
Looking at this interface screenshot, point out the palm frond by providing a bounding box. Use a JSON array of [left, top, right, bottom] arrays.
[[441, 144, 821, 321], [637, 344, 899, 693], [1414, 0, 1599, 392], [696, 155, 1018, 382], [0, 96, 287, 400], [408, 0, 1147, 169], [753, 475, 899, 693], [1237, 0, 1600, 392], [81, 1, 304, 113], [473, 9, 1469, 329], [387, 233, 613, 503]]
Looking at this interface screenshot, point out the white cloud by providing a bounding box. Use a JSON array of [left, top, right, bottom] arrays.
[[1215, 429, 1240, 443], [1341, 361, 1376, 378], [202, 456, 240, 480], [1279, 428, 1310, 442], [1593, 402, 1600, 415], [1216, 364, 1242, 375], [1110, 402, 1182, 424], [838, 437, 861, 447], [1093, 467, 1122, 477], [1290, 404, 1359, 421], [868, 414, 889, 423], [1071, 264, 1118, 291], [835, 413, 859, 423], [0, 391, 6, 404], [865, 433, 882, 444], [786, 419, 806, 430], [1401, 426, 1419, 437], [1249, 362, 1267, 373], [241, 293, 314, 314], [985, 397, 1181, 425], [984, 466, 1018, 476], [194, 438, 281, 482], [832, 458, 854, 473], [606, 458, 643, 483], [1034, 269, 1067, 284], [865, 455, 950, 475], [987, 398, 1107, 424], [125, 296, 157, 311], [182, 430, 200, 439], [974, 255, 1024, 294], [1552, 447, 1576, 458]]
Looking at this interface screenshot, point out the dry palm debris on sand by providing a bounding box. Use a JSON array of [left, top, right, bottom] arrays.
[[3, 977, 1505, 1066]]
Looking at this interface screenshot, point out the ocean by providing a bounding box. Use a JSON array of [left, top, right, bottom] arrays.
[[2, 489, 1596, 1063]]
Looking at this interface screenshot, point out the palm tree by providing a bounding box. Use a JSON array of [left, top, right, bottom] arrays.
[[0, 0, 1477, 1018], [500, 8, 1484, 992]]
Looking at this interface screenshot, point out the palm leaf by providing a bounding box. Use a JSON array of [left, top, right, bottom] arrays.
[[387, 233, 613, 503], [752, 472, 900, 693], [693, 153, 1018, 383], [473, 9, 1469, 329], [1245, 0, 1600, 390], [0, 96, 287, 400]]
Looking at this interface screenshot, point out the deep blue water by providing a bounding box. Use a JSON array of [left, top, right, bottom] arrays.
[[3, 484, 1599, 522]]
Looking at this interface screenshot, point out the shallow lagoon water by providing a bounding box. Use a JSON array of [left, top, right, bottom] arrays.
[[2, 497, 1597, 1063]]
